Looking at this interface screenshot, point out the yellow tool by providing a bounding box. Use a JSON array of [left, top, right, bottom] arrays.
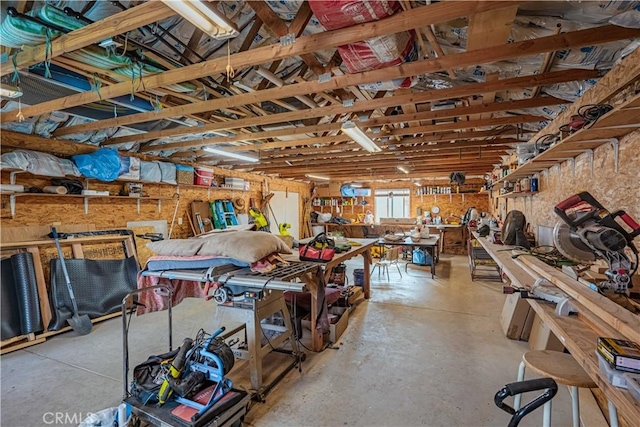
[[279, 223, 291, 236], [158, 338, 193, 404], [249, 207, 268, 229]]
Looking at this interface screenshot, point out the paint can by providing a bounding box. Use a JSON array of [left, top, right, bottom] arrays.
[[521, 177, 530, 192], [530, 177, 539, 192]]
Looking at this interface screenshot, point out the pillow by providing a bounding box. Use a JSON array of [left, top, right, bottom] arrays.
[[198, 231, 292, 263], [146, 239, 204, 256]]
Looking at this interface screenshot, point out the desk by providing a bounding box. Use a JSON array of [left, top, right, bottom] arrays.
[[378, 236, 440, 279], [285, 239, 376, 351], [473, 233, 640, 425]]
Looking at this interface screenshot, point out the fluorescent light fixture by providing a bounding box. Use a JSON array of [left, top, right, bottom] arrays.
[[350, 183, 363, 188], [162, 0, 239, 39], [0, 84, 23, 99], [305, 174, 330, 181], [203, 147, 259, 162], [341, 121, 381, 153], [414, 182, 422, 187], [397, 166, 410, 174]]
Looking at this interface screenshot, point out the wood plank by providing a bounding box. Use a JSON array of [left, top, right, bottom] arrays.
[[10, 1, 513, 122], [519, 256, 640, 344], [25, 246, 52, 329], [71, 244, 84, 259], [467, 5, 519, 51], [0, 337, 47, 355], [0, 2, 175, 77], [530, 301, 640, 425]]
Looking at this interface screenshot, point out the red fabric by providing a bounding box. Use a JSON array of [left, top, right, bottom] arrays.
[[309, 0, 400, 30], [136, 274, 204, 316]]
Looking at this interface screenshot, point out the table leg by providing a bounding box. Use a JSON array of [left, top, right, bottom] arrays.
[[363, 249, 372, 299], [301, 274, 323, 352]]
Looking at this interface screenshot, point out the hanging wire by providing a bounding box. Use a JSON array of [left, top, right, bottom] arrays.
[[225, 40, 235, 82], [44, 29, 53, 78], [117, 32, 130, 58], [11, 52, 21, 88], [91, 73, 102, 100], [113, 104, 118, 118]]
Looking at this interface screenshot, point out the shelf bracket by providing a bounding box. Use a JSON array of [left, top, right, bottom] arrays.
[[568, 158, 576, 178], [10, 194, 16, 217], [158, 199, 162, 213], [137, 199, 141, 215], [449, 193, 452, 203], [84, 198, 89, 215], [9, 171, 24, 185], [608, 138, 620, 174], [462, 194, 465, 203], [586, 150, 594, 178]]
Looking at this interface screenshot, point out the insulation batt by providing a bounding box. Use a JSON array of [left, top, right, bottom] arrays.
[[309, 0, 416, 88]]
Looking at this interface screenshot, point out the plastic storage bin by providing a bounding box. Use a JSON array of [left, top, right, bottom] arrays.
[[624, 372, 640, 403], [597, 352, 628, 388], [176, 164, 194, 185], [194, 167, 214, 186]]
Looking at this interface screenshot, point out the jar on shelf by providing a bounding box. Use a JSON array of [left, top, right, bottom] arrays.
[[521, 177, 530, 192]]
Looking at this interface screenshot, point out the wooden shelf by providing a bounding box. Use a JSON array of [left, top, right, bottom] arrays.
[[497, 191, 539, 199], [493, 92, 640, 185], [2, 192, 178, 217]]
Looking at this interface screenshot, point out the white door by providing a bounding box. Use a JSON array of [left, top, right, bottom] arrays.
[[268, 190, 300, 240]]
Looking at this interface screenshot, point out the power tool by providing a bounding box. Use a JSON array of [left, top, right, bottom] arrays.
[[553, 192, 640, 293]]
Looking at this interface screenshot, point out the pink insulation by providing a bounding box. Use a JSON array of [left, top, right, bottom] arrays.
[[310, 0, 417, 88], [309, 0, 401, 30]]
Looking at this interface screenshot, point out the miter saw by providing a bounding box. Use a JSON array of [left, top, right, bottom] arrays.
[[553, 192, 640, 293]]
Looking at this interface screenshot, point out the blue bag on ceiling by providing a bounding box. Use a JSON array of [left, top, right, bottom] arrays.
[[71, 148, 121, 181]]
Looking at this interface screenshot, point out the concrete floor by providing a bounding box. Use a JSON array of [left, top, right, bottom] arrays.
[[1, 254, 573, 426]]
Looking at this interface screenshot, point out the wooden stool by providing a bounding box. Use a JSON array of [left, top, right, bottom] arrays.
[[514, 350, 619, 427]]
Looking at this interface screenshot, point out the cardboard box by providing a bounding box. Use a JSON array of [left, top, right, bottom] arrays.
[[302, 306, 349, 343], [348, 286, 364, 306], [528, 314, 565, 351], [500, 293, 533, 340], [329, 182, 341, 196]]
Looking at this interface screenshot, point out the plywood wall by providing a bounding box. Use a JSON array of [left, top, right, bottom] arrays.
[[1, 171, 311, 240], [491, 130, 640, 233], [312, 179, 489, 223]]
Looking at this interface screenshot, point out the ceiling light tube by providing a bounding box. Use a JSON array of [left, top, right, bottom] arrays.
[[414, 181, 422, 186], [162, 0, 239, 39], [341, 121, 381, 153], [350, 183, 363, 188], [305, 174, 330, 181], [397, 166, 410, 174], [0, 84, 23, 99], [203, 147, 259, 162]]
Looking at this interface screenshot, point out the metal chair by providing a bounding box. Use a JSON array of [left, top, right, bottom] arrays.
[[371, 247, 402, 280]]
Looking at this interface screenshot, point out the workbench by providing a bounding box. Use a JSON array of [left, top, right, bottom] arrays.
[[472, 232, 640, 425], [285, 238, 376, 351]]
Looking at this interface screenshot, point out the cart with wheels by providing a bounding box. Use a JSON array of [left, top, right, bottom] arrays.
[[121, 285, 250, 427]]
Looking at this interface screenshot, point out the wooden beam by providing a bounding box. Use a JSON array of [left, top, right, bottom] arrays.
[[46, 19, 630, 137], [6, 1, 525, 121], [142, 96, 562, 153], [154, 114, 539, 154], [84, 67, 594, 144], [531, 24, 563, 98], [467, 6, 518, 120], [0, 2, 175, 77]]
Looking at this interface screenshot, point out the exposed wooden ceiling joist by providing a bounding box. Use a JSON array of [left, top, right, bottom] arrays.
[[7, 1, 517, 122], [91, 67, 592, 147], [44, 22, 635, 137], [0, 2, 176, 77]]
